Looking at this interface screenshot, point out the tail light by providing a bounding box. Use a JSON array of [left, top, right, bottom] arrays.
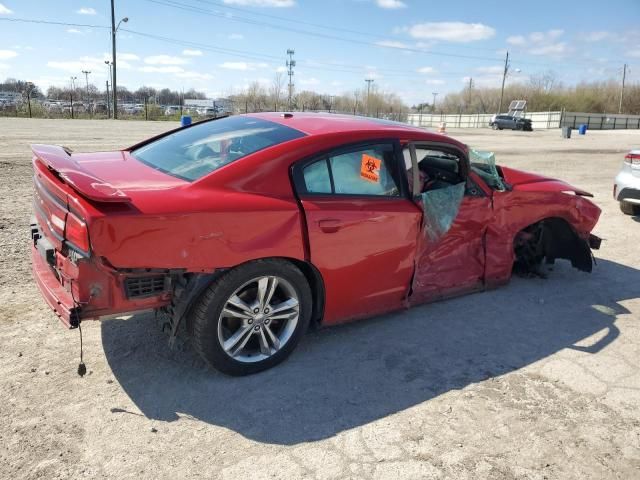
[[625, 152, 640, 165], [65, 212, 90, 252]]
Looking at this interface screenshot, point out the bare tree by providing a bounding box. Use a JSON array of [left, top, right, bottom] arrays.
[[270, 72, 285, 111]]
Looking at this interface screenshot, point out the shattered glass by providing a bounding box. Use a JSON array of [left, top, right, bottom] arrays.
[[421, 182, 466, 242], [470, 149, 507, 191]]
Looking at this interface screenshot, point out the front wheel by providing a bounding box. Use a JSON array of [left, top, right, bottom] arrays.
[[191, 259, 312, 375]]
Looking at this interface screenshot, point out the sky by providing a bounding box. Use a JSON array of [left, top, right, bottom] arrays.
[[0, 0, 639, 104]]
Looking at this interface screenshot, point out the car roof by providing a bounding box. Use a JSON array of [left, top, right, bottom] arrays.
[[246, 112, 433, 137]]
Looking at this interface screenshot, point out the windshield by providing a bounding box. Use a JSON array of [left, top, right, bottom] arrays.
[[131, 116, 306, 181]]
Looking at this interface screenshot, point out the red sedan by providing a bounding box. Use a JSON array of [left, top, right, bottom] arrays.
[[31, 113, 601, 375]]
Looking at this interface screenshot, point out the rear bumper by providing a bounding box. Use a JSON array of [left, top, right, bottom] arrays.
[[614, 168, 640, 204], [31, 222, 173, 328], [31, 244, 79, 328]]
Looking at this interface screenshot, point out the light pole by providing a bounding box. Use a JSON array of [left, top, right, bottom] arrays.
[[104, 61, 113, 118], [82, 70, 91, 115], [70, 76, 77, 118], [110, 0, 128, 119], [431, 92, 438, 113]]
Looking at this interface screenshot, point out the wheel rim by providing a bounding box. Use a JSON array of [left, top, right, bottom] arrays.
[[217, 275, 300, 363]]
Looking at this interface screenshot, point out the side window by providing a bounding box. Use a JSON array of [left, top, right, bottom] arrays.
[[299, 143, 400, 197], [403, 145, 463, 194], [303, 160, 332, 193], [328, 144, 399, 196]]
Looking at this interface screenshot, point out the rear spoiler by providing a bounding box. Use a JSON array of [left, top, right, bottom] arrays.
[[31, 144, 132, 203]]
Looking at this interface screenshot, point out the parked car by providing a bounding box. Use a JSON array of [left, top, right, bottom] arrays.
[[198, 107, 218, 116], [164, 105, 180, 116], [489, 114, 533, 131], [614, 150, 640, 215], [30, 113, 601, 375]]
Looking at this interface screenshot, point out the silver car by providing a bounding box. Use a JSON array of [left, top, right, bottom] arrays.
[[614, 150, 640, 215]]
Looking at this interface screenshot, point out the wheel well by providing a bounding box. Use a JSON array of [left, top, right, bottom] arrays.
[[283, 258, 325, 327], [178, 257, 325, 333], [513, 217, 593, 273]]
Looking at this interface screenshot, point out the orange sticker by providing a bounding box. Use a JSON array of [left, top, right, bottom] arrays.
[[360, 154, 381, 183]]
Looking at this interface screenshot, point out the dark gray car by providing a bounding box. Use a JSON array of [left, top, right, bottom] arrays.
[[489, 115, 533, 131]]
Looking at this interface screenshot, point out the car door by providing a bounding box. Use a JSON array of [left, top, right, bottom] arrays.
[[404, 142, 493, 303], [292, 141, 422, 325]]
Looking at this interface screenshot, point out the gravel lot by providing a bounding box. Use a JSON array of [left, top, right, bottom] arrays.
[[1, 118, 639, 479]]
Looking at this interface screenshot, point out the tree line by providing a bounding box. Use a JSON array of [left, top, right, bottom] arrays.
[[424, 73, 640, 115]]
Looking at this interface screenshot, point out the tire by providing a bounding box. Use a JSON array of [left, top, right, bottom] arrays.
[[190, 259, 312, 376], [491, 123, 498, 130], [620, 201, 640, 216]]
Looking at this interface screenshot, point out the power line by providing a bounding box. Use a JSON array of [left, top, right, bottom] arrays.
[[0, 17, 110, 29], [140, 0, 629, 69]]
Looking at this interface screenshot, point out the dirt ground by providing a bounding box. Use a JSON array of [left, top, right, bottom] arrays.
[[1, 118, 639, 479]]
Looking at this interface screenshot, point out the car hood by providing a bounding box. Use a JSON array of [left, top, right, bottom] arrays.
[[31, 145, 187, 203], [500, 165, 593, 197]]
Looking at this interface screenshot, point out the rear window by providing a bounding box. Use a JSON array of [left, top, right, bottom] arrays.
[[131, 116, 305, 181]]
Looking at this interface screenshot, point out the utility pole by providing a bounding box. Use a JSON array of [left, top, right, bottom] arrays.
[[110, 0, 117, 119], [105, 81, 111, 118], [431, 92, 438, 113], [82, 70, 91, 116], [467, 77, 473, 112], [619, 63, 627, 114], [498, 51, 510, 114], [70, 76, 77, 119], [365, 78, 374, 116], [286, 49, 295, 110]]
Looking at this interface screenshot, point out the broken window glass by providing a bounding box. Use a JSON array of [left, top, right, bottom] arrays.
[[420, 182, 466, 242], [469, 149, 507, 191]]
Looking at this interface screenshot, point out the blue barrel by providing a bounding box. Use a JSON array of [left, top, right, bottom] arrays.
[[578, 124, 587, 135], [180, 115, 192, 127]]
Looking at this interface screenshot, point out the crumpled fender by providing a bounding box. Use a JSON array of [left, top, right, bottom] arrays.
[[500, 166, 593, 197]]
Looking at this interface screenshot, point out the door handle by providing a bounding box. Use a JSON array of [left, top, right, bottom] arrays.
[[318, 218, 342, 233]]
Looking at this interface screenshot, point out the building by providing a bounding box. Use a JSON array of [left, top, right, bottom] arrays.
[[0, 91, 23, 105]]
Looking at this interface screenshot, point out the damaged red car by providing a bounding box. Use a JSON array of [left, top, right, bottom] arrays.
[[31, 113, 601, 375]]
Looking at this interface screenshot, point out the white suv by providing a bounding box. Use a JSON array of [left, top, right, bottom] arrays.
[[614, 150, 640, 215]]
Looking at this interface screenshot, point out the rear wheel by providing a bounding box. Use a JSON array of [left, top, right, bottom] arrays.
[[191, 259, 312, 375], [620, 201, 640, 216]]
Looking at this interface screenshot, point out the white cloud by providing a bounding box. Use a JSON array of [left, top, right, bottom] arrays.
[[47, 60, 92, 72], [584, 31, 610, 42], [628, 49, 640, 58], [118, 53, 140, 61], [228, 33, 244, 40], [425, 79, 445, 85], [175, 71, 214, 80], [139, 66, 184, 73], [222, 0, 295, 6], [183, 49, 203, 56], [417, 66, 436, 74], [529, 42, 569, 56], [66, 28, 84, 34], [144, 55, 188, 65], [0, 63, 9, 71], [76, 7, 96, 15], [476, 65, 503, 74], [507, 30, 571, 58], [300, 77, 320, 85], [219, 61, 268, 70], [376, 40, 409, 49], [0, 3, 13, 14], [0, 49, 18, 60], [405, 22, 495, 43], [506, 35, 526, 46], [275, 65, 287, 72], [376, 0, 406, 9]]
